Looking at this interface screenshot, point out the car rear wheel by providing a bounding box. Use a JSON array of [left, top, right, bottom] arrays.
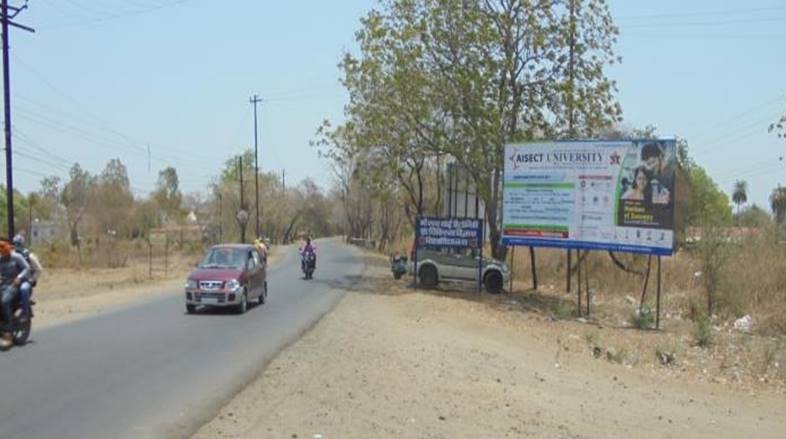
[[484, 270, 504, 294], [186, 304, 197, 314], [419, 265, 438, 289]]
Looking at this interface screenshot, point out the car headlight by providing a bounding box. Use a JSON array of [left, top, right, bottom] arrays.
[[225, 279, 241, 291], [185, 279, 197, 289], [501, 263, 510, 273]]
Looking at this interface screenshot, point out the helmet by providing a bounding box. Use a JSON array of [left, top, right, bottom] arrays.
[[12, 236, 25, 249]]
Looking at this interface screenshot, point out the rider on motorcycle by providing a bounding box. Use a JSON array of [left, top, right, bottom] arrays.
[[299, 237, 316, 272], [12, 236, 42, 323], [0, 238, 30, 349]]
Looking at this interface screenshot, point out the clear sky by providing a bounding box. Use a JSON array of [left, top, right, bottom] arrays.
[[3, 0, 786, 209]]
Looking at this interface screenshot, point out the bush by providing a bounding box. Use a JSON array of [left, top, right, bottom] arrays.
[[695, 316, 713, 348], [655, 343, 679, 366], [553, 300, 575, 320], [630, 306, 655, 330]]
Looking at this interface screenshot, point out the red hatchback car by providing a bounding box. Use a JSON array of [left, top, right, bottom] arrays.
[[185, 244, 268, 314]]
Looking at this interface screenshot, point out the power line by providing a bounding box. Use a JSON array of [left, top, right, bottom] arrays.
[[617, 6, 786, 21], [692, 111, 783, 155], [622, 32, 786, 40], [13, 107, 224, 174], [621, 16, 786, 29], [37, 0, 195, 30], [688, 93, 786, 143], [11, 125, 74, 164]]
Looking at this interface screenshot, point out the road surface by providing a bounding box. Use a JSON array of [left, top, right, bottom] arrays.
[[0, 238, 363, 439]]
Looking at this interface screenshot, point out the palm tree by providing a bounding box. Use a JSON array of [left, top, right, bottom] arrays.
[[770, 186, 786, 224], [732, 180, 748, 218]]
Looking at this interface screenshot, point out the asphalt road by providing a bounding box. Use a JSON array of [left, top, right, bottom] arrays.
[[0, 238, 364, 439]]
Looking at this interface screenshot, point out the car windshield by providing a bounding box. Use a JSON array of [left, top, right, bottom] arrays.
[[199, 248, 246, 269]]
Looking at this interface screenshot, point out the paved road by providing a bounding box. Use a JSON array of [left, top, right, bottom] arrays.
[[0, 239, 363, 439]]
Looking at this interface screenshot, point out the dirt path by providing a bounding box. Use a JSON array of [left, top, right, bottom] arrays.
[[193, 254, 786, 439]]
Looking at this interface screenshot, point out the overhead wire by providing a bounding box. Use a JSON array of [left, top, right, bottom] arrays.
[[616, 6, 786, 21], [36, 0, 196, 30]]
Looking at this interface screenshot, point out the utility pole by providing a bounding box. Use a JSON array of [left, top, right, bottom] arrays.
[[566, 0, 577, 294], [249, 94, 262, 240], [238, 156, 247, 243], [282, 169, 286, 192], [27, 193, 32, 245], [1, 0, 34, 238], [217, 193, 223, 242]]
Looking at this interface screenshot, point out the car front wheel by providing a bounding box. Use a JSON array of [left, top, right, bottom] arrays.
[[235, 291, 248, 314], [186, 304, 197, 314]]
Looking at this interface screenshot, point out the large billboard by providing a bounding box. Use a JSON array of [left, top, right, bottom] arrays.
[[502, 140, 676, 256]]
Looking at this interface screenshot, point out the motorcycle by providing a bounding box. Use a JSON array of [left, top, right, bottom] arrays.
[[302, 251, 316, 280], [391, 254, 408, 280], [0, 296, 32, 351]]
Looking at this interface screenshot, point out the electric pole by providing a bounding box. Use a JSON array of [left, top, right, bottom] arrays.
[[1, 0, 34, 239], [238, 156, 247, 243], [249, 94, 262, 240], [217, 193, 223, 242]]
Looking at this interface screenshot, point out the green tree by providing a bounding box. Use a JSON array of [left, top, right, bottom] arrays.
[[0, 187, 29, 238], [685, 165, 732, 227], [328, 0, 621, 259], [770, 185, 786, 224], [33, 175, 63, 222], [736, 204, 772, 228], [61, 163, 94, 250], [554, 0, 622, 138], [93, 158, 134, 237], [153, 166, 184, 223], [732, 180, 748, 218]]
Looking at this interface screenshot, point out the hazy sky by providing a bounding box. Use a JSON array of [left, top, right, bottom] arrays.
[[3, 0, 785, 209]]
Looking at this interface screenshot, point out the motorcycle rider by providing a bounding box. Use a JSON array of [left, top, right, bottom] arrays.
[[254, 237, 268, 261], [12, 236, 43, 323], [299, 237, 316, 273], [0, 237, 30, 349]]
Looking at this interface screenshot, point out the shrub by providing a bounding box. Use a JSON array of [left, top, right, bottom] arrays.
[[553, 300, 575, 320], [695, 316, 713, 348], [630, 306, 655, 330]]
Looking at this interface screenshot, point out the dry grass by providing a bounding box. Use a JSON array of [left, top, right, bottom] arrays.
[[506, 236, 786, 336], [34, 239, 206, 270], [362, 248, 786, 392]]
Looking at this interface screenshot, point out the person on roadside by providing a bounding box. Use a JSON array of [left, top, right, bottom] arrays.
[[12, 236, 43, 322], [0, 237, 30, 349]]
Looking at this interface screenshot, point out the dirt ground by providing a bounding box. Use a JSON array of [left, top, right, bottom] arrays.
[[32, 248, 280, 329], [193, 252, 786, 439]]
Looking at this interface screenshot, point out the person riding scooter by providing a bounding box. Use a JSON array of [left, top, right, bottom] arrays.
[[0, 238, 30, 349]]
